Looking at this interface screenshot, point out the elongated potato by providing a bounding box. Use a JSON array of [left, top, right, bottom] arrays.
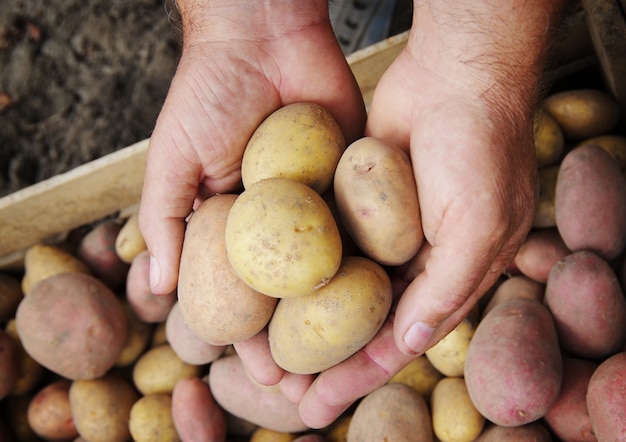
[[425, 316, 475, 377], [481, 275, 544, 318], [115, 211, 147, 263], [334, 137, 423, 265], [586, 352, 626, 441], [465, 298, 562, 426], [533, 109, 564, 167], [172, 377, 226, 442], [431, 377, 484, 442], [132, 344, 201, 395], [27, 380, 78, 441], [533, 165, 559, 228], [129, 394, 180, 442], [555, 144, 626, 260], [512, 228, 569, 284]]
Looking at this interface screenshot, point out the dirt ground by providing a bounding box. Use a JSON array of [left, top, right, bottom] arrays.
[[0, 0, 412, 198]]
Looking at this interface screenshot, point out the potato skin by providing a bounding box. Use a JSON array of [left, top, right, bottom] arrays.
[[268, 256, 392, 374], [388, 355, 443, 400], [474, 422, 553, 441], [347, 383, 433, 442], [587, 351, 626, 440], [178, 194, 277, 345], [545, 251, 626, 359], [132, 344, 201, 395], [27, 380, 78, 441], [129, 394, 180, 442], [464, 298, 562, 426], [481, 275, 545, 318], [172, 377, 226, 442], [0, 330, 18, 399], [15, 272, 127, 380], [512, 228, 569, 284], [425, 316, 475, 377], [115, 212, 147, 263], [430, 377, 484, 442], [0, 273, 23, 322], [555, 144, 626, 260], [533, 165, 559, 228], [534, 109, 564, 167], [334, 137, 423, 266]]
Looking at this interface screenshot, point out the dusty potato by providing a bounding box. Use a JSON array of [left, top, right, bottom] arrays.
[[268, 256, 392, 374], [27, 380, 78, 441], [126, 249, 176, 323], [5, 319, 44, 396], [129, 393, 180, 442], [542, 88, 620, 140], [178, 194, 277, 345], [431, 377, 485, 442], [474, 422, 553, 441], [512, 228, 570, 284], [241, 102, 345, 194], [0, 273, 23, 322], [115, 211, 147, 263], [543, 356, 597, 442], [15, 272, 127, 380], [208, 354, 309, 433], [545, 251, 626, 359], [166, 302, 226, 365], [555, 143, 626, 260], [533, 165, 559, 228], [586, 352, 626, 441], [225, 177, 342, 298], [172, 377, 227, 442], [70, 374, 139, 442], [347, 383, 433, 442], [577, 134, 626, 173], [21, 243, 91, 295], [115, 302, 152, 367], [333, 136, 423, 266], [77, 219, 130, 290], [533, 108, 564, 167], [425, 316, 475, 377], [464, 298, 562, 426], [481, 275, 545, 318], [388, 355, 443, 399], [132, 343, 201, 395], [0, 330, 18, 399]]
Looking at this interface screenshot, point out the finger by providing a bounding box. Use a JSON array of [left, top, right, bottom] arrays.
[[279, 371, 316, 404], [233, 329, 285, 386], [298, 317, 415, 429]]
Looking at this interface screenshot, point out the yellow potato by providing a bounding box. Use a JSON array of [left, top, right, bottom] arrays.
[[225, 177, 342, 298], [250, 427, 298, 442], [334, 136, 423, 266], [241, 102, 345, 194], [325, 415, 352, 442], [533, 108, 564, 167], [431, 377, 485, 442], [533, 165, 559, 228], [389, 355, 443, 399], [576, 134, 626, 173], [5, 319, 44, 396], [129, 394, 180, 442], [132, 343, 201, 395], [268, 256, 392, 374], [425, 316, 476, 377], [115, 302, 152, 367], [0, 273, 23, 322], [115, 212, 147, 263]]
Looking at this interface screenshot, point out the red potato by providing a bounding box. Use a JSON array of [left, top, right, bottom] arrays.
[[481, 275, 545, 319], [543, 357, 597, 441], [126, 249, 176, 323], [513, 228, 570, 284], [586, 351, 626, 441], [27, 380, 79, 441], [77, 219, 130, 291], [172, 377, 227, 442], [465, 298, 562, 427], [555, 144, 626, 261], [545, 250, 626, 359]]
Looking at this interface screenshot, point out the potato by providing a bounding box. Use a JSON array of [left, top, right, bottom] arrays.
[[347, 383, 433, 442], [115, 211, 147, 263], [0, 273, 23, 322], [543, 357, 597, 442], [464, 298, 562, 426], [250, 427, 298, 442], [545, 251, 626, 359], [115, 302, 152, 367], [481, 275, 545, 318], [27, 380, 79, 441], [0, 329, 18, 399], [126, 249, 176, 323], [425, 316, 475, 377], [151, 320, 168, 347], [542, 88, 620, 140], [5, 319, 44, 396], [178, 194, 277, 345], [533, 108, 564, 167], [166, 302, 225, 365], [132, 343, 201, 395], [268, 256, 392, 374], [7, 394, 39, 441], [15, 272, 127, 380], [431, 377, 485, 442], [586, 351, 626, 441], [241, 102, 345, 194], [576, 134, 626, 173], [225, 177, 342, 298], [77, 219, 129, 290], [293, 435, 328, 442], [533, 165, 559, 228], [474, 422, 553, 441], [172, 377, 226, 442], [325, 415, 351, 442], [388, 355, 443, 399], [512, 228, 569, 284], [208, 354, 309, 433], [555, 144, 626, 260], [333, 137, 423, 266], [70, 374, 139, 442], [21, 243, 91, 295], [129, 393, 180, 442]]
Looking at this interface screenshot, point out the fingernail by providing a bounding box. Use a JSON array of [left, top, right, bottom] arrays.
[[403, 321, 434, 355], [149, 255, 160, 292]]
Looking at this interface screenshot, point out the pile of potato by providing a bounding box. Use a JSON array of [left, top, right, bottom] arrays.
[[0, 88, 625, 442]]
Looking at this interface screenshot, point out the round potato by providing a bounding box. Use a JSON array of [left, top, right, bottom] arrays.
[[576, 134, 626, 173], [27, 380, 78, 441], [115, 302, 152, 367], [533, 108, 564, 167], [533, 165, 559, 228], [431, 377, 485, 442], [178, 194, 277, 345], [132, 343, 201, 395], [334, 136, 423, 266], [129, 394, 180, 442], [481, 275, 545, 318], [512, 228, 570, 284], [425, 316, 475, 377], [241, 102, 345, 194], [15, 272, 127, 380], [268, 256, 392, 374], [225, 177, 342, 298], [586, 351, 626, 441], [388, 355, 443, 399]]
